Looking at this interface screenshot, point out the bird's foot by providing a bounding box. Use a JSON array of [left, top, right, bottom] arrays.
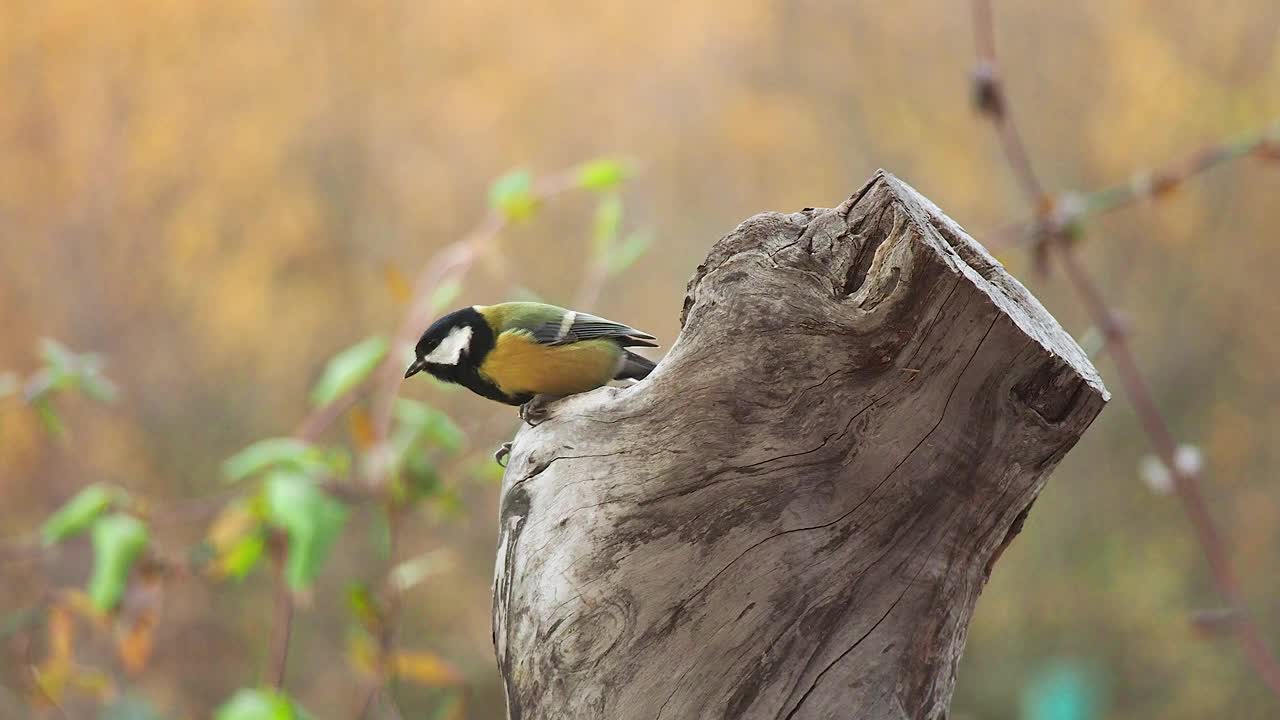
[[518, 395, 557, 426], [494, 441, 513, 468]]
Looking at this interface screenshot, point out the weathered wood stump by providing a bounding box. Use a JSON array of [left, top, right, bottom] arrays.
[[493, 171, 1108, 719]]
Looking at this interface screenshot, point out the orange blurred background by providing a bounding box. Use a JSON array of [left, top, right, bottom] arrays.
[[2, 1, 1279, 717]]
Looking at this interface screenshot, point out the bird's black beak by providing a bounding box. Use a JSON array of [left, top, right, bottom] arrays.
[[404, 358, 427, 379]]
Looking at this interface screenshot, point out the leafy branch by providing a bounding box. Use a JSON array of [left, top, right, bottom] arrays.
[[2, 157, 650, 718]]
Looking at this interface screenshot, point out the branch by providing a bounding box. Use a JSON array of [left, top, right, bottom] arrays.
[[970, 0, 1280, 698], [6, 163, 622, 717], [336, 167, 588, 716], [970, 0, 1048, 209], [983, 124, 1280, 251], [355, 505, 407, 720], [1057, 249, 1280, 696], [291, 168, 583, 455], [1075, 126, 1280, 218], [265, 533, 294, 690]]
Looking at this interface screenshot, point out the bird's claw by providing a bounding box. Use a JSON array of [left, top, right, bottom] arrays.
[[494, 442, 513, 468], [519, 396, 552, 426]]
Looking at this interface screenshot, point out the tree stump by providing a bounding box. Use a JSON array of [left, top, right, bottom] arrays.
[[492, 171, 1108, 720]]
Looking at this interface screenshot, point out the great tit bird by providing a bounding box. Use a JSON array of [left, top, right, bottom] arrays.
[[403, 302, 658, 421]]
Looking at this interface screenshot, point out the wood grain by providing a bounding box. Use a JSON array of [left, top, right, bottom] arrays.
[[492, 171, 1108, 719]]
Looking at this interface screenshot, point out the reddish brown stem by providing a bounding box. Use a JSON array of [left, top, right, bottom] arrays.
[[1057, 248, 1280, 696], [368, 169, 584, 481], [370, 237, 487, 452], [294, 168, 586, 467], [972, 0, 1280, 699], [294, 383, 367, 442], [970, 0, 1048, 208], [355, 506, 411, 719], [265, 535, 294, 690]]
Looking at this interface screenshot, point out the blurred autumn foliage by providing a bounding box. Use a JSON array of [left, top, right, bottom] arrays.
[[2, 1, 1280, 718]]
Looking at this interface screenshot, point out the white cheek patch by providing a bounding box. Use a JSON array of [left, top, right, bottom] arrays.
[[424, 325, 473, 365]]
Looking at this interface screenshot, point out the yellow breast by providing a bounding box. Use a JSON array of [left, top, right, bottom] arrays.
[[480, 332, 622, 397]]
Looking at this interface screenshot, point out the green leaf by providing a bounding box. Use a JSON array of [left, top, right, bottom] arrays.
[[469, 457, 507, 484], [222, 438, 329, 483], [346, 582, 379, 629], [575, 158, 632, 191], [42, 483, 120, 546], [214, 688, 313, 720], [99, 694, 167, 720], [607, 229, 653, 275], [220, 533, 266, 580], [488, 168, 538, 221], [370, 506, 392, 560], [23, 367, 68, 403], [310, 336, 388, 407], [88, 513, 149, 611], [592, 194, 623, 258], [320, 446, 352, 476], [428, 281, 462, 315], [430, 695, 467, 720], [394, 399, 464, 452], [389, 399, 461, 497], [78, 352, 106, 376], [263, 472, 348, 592], [430, 486, 465, 520], [403, 454, 442, 501], [424, 415, 464, 452], [32, 398, 65, 437], [389, 549, 453, 593], [39, 338, 79, 374], [80, 371, 119, 404]]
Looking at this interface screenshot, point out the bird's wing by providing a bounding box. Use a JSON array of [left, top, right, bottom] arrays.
[[529, 311, 659, 348]]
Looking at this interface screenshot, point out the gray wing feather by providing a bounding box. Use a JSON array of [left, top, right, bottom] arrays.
[[530, 312, 658, 347]]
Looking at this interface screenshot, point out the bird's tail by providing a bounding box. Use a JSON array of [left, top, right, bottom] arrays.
[[615, 350, 656, 381]]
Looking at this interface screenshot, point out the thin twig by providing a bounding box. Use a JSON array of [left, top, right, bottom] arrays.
[[1075, 127, 1280, 218], [347, 167, 587, 717], [381, 690, 406, 720], [265, 534, 294, 690], [368, 170, 583, 479], [983, 125, 1280, 251], [970, 0, 1048, 209], [294, 383, 368, 442], [971, 0, 1280, 698], [573, 257, 611, 310], [6, 164, 609, 716], [369, 236, 486, 451], [1057, 248, 1280, 696], [377, 506, 405, 694], [355, 689, 378, 720], [356, 504, 406, 720], [291, 166, 584, 471]]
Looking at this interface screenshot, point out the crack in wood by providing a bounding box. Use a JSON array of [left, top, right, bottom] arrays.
[[783, 532, 949, 720]]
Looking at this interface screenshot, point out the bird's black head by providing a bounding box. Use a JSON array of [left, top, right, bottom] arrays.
[[404, 306, 489, 379]]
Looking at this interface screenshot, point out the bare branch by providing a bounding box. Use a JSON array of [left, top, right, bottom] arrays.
[[970, 0, 1280, 698], [1077, 126, 1280, 218], [265, 533, 295, 690]]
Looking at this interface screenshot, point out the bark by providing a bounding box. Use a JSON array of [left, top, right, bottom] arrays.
[[492, 171, 1109, 720]]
